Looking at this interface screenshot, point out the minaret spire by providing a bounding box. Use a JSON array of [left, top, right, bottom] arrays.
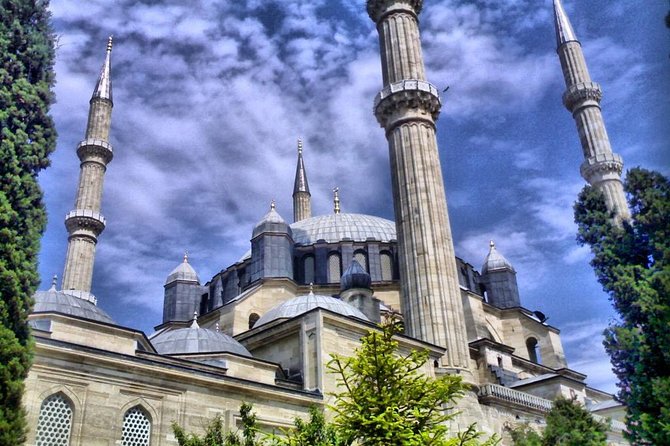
[[61, 38, 115, 302], [553, 1, 630, 222], [367, 0, 471, 371], [292, 138, 311, 222]]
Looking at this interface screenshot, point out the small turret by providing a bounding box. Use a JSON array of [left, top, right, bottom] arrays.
[[292, 139, 311, 222], [480, 241, 520, 309], [250, 202, 294, 282], [163, 253, 203, 323], [340, 260, 380, 322]]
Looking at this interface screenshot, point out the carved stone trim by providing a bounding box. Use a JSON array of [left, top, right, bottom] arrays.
[[562, 81, 602, 111], [367, 0, 422, 22], [65, 209, 106, 235], [77, 139, 114, 164], [374, 80, 441, 128], [580, 152, 624, 179]]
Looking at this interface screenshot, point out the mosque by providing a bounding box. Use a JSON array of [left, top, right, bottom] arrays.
[[24, 1, 630, 445]]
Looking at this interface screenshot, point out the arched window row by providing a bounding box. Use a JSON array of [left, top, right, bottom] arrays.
[[298, 249, 396, 284]]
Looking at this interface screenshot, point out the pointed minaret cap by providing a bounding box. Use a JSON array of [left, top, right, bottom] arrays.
[[553, 0, 579, 49], [293, 138, 310, 195], [165, 252, 200, 285], [92, 36, 113, 103], [482, 240, 515, 274]]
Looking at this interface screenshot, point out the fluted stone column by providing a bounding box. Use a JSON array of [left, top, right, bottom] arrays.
[[554, 0, 629, 222], [293, 139, 311, 222], [367, 0, 470, 371], [62, 38, 114, 301]]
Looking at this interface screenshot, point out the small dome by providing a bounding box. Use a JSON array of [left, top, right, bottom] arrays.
[[32, 288, 115, 324], [166, 254, 200, 285], [252, 202, 292, 238], [341, 260, 371, 291], [482, 241, 515, 274], [290, 213, 396, 245], [255, 292, 369, 327], [150, 323, 251, 357]]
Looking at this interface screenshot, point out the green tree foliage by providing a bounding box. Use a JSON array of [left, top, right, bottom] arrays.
[[0, 0, 56, 443], [268, 406, 344, 446], [510, 397, 608, 446], [574, 168, 670, 444], [172, 403, 262, 446], [327, 317, 498, 446]]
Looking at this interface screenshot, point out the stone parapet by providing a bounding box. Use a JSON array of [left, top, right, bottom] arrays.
[[478, 383, 553, 414], [65, 209, 106, 238], [374, 80, 441, 129], [580, 152, 624, 182], [562, 81, 602, 112], [367, 0, 422, 22], [77, 138, 114, 165]]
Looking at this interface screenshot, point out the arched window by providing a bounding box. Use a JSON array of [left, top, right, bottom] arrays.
[[35, 393, 73, 446], [354, 250, 368, 272], [121, 406, 151, 446], [249, 313, 260, 329], [380, 251, 393, 281], [526, 337, 541, 364], [327, 253, 341, 283], [303, 255, 315, 284]]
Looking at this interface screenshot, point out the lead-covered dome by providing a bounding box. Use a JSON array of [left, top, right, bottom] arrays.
[[290, 213, 396, 245], [255, 291, 369, 327], [150, 322, 251, 357], [482, 241, 515, 274], [32, 288, 115, 324], [166, 255, 200, 285]]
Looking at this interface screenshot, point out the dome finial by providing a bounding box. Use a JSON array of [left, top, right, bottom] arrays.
[[183, 250, 189, 263], [49, 274, 58, 291], [297, 138, 303, 155], [489, 240, 495, 250], [270, 199, 276, 210], [309, 282, 314, 296], [333, 187, 340, 214], [215, 322, 220, 332], [191, 311, 199, 328], [107, 35, 113, 52]]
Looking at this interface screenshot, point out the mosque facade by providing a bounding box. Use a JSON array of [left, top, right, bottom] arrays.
[[24, 1, 630, 445]]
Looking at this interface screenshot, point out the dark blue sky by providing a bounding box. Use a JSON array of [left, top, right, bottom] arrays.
[[38, 0, 669, 393]]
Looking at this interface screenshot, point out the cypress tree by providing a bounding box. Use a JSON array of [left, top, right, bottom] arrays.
[[574, 168, 670, 444], [0, 0, 56, 443]]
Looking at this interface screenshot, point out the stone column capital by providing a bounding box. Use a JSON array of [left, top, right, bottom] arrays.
[[367, 0, 422, 23]]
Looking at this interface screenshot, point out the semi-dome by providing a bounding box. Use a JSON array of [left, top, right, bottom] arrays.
[[482, 241, 515, 274], [255, 291, 369, 327], [32, 287, 115, 324], [341, 260, 372, 291], [290, 213, 396, 245], [166, 254, 200, 285], [150, 321, 251, 357]]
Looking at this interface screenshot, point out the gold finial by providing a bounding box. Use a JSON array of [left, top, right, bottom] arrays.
[[297, 138, 303, 155], [107, 35, 113, 52], [270, 199, 276, 210], [183, 251, 189, 263], [333, 187, 340, 214], [50, 274, 58, 291]]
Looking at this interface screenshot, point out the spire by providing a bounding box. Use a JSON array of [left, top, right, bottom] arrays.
[[553, 0, 578, 49], [292, 138, 312, 222], [92, 36, 113, 102], [333, 187, 340, 214]]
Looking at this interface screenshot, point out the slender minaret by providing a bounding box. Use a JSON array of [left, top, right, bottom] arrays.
[[553, 0, 630, 222], [292, 139, 311, 222], [61, 37, 115, 301], [367, 1, 470, 371]]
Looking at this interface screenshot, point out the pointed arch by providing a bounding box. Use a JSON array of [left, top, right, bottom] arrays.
[[35, 392, 74, 445], [119, 398, 158, 446]]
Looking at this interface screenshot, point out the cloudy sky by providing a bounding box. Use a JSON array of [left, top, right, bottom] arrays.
[[38, 0, 668, 393]]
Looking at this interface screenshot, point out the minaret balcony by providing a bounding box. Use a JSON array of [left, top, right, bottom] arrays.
[[562, 81, 602, 112], [580, 152, 625, 182], [77, 138, 114, 165], [373, 80, 441, 129], [65, 209, 106, 236]]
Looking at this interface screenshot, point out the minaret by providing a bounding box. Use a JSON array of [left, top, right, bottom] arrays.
[[61, 37, 115, 301], [367, 1, 470, 371], [292, 139, 311, 222], [553, 0, 630, 222]]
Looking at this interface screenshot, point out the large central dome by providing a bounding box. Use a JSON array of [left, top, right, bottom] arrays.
[[290, 213, 396, 245]]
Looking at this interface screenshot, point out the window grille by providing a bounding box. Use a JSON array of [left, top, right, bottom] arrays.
[[35, 393, 73, 446], [354, 251, 368, 272], [303, 255, 315, 284], [122, 406, 151, 446], [380, 252, 393, 281], [327, 253, 341, 283]]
